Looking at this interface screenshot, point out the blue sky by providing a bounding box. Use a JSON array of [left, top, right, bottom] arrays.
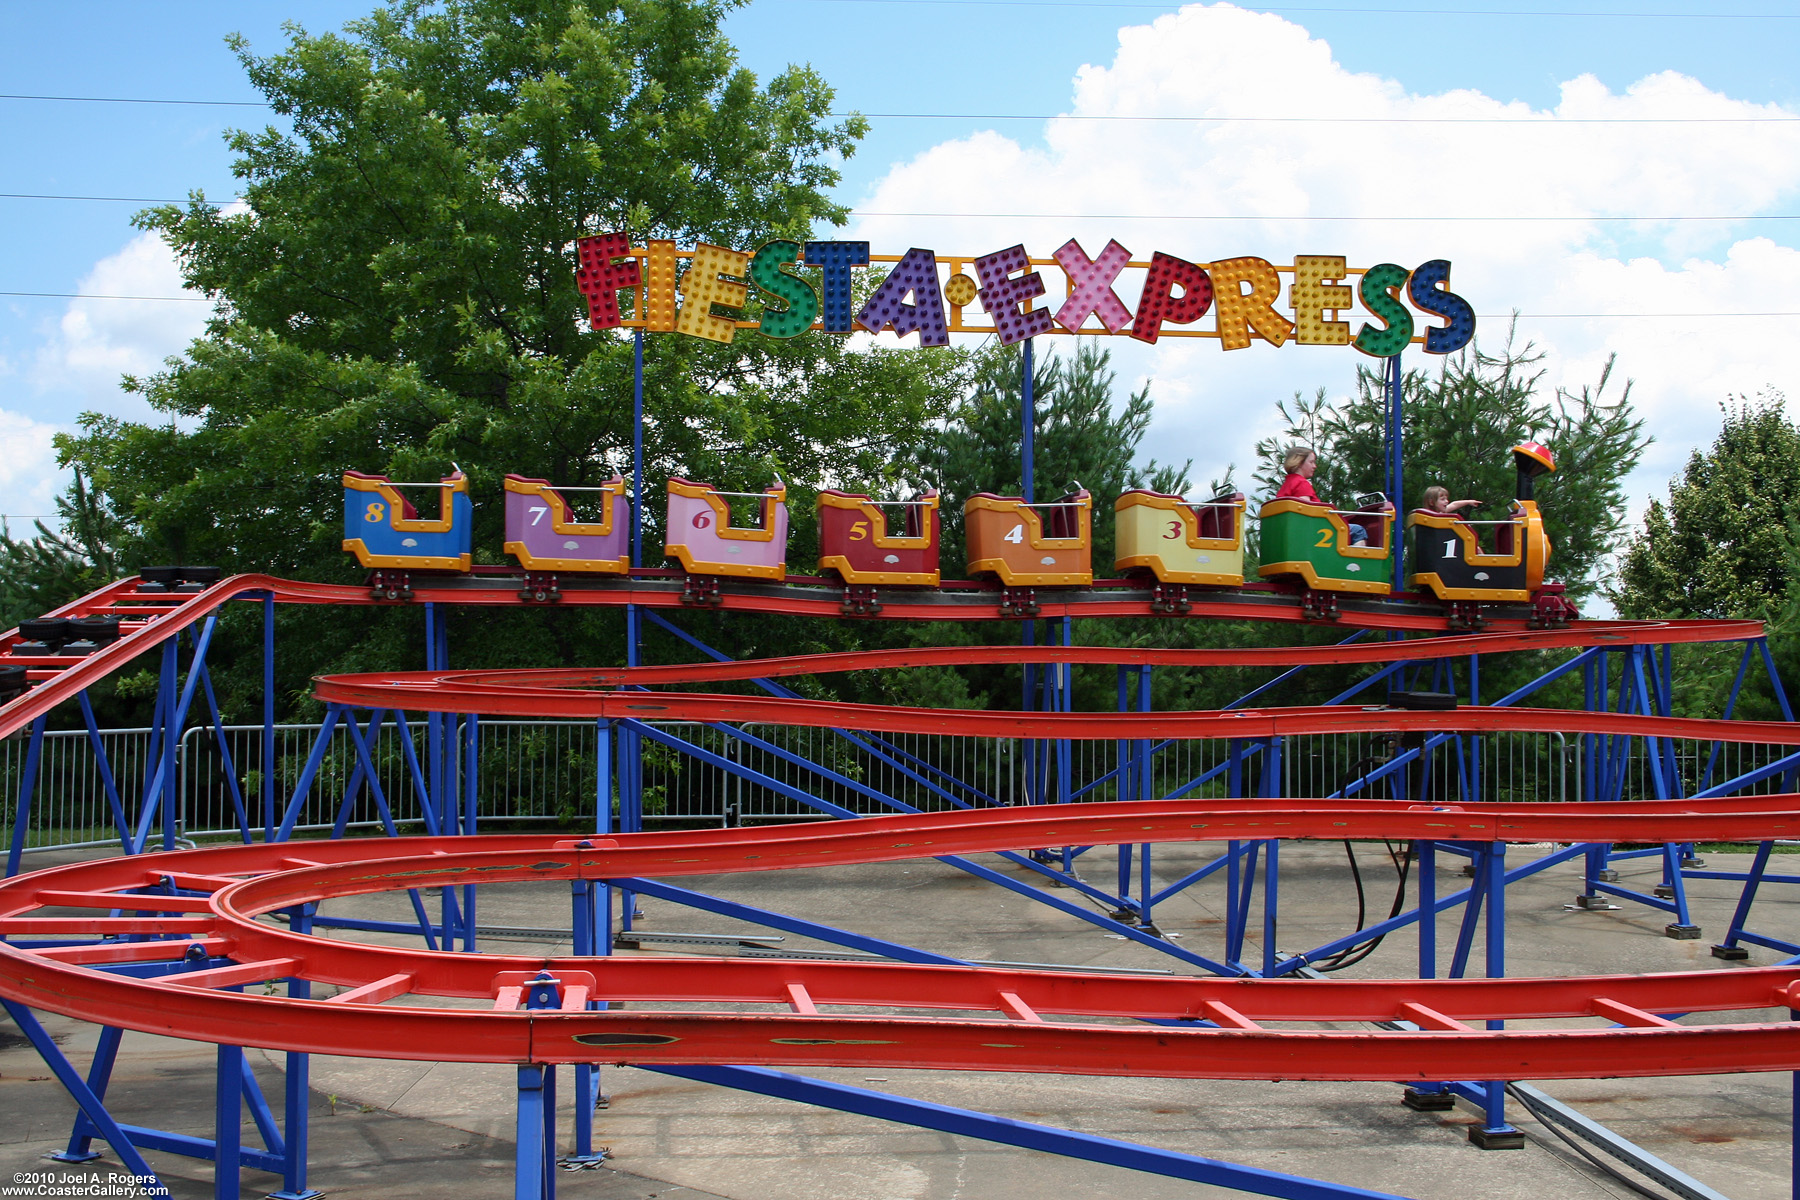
[[3, 1, 1798, 565]]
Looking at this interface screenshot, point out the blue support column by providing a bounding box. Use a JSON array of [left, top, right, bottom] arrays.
[[1021, 337, 1035, 504], [5, 714, 48, 878], [463, 713, 480, 950], [1471, 843, 1522, 1148], [1418, 841, 1436, 979], [263, 592, 277, 843], [1261, 737, 1283, 975], [160, 637, 179, 851], [1136, 665, 1155, 930], [632, 327, 646, 572], [215, 1042, 244, 1200], [1386, 351, 1405, 592], [272, 902, 319, 1199], [516, 1065, 548, 1200], [516, 971, 566, 1199], [2, 1000, 167, 1191]]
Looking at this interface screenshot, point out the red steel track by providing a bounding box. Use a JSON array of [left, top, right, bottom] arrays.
[[3, 573, 1795, 1089], [3, 801, 1799, 1082], [315, 667, 1800, 748], [0, 570, 1767, 741]]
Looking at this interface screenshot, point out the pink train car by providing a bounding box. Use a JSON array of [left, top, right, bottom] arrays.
[[664, 478, 789, 579]]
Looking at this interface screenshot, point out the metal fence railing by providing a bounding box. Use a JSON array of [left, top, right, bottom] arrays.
[[0, 718, 1793, 856]]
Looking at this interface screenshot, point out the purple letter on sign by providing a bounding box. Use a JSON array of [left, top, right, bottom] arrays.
[[855, 248, 949, 346], [1051, 238, 1133, 334], [974, 244, 1054, 345]]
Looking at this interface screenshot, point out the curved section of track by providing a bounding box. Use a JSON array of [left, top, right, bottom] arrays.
[[0, 568, 1766, 741], [316, 666, 1800, 748], [3, 802, 1799, 1081]]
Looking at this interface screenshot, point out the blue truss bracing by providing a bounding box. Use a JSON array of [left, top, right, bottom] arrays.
[[618, 877, 966, 963], [12, 563, 1798, 1200], [75, 691, 134, 853], [620, 720, 1246, 974], [642, 609, 996, 810], [647, 1064, 1410, 1200], [5, 714, 48, 878], [638, 715, 1153, 914]]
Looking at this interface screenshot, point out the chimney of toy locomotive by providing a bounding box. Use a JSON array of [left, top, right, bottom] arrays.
[[1511, 441, 1556, 501]]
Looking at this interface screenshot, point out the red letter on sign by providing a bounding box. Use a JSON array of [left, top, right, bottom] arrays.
[[576, 232, 641, 330], [1129, 252, 1214, 345]]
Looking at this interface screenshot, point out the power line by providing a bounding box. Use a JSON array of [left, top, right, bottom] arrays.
[[0, 193, 230, 205], [849, 210, 1800, 221], [0, 92, 269, 107], [2, 193, 1795, 222], [0, 292, 212, 302], [841, 112, 1800, 123], [1, 92, 1792, 124], [787, 0, 1800, 13]]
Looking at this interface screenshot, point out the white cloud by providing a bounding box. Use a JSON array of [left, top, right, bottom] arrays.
[[0, 410, 63, 530], [28, 227, 214, 426], [849, 2, 1800, 525], [5, 225, 215, 526]]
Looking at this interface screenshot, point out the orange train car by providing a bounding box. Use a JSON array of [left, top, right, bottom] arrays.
[[964, 488, 1093, 586], [817, 491, 941, 585]]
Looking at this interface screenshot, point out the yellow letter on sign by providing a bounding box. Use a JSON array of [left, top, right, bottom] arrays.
[[1290, 255, 1353, 346], [1210, 257, 1295, 351], [675, 244, 751, 344]]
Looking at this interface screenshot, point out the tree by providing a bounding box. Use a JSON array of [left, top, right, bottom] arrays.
[[867, 339, 1190, 714], [60, 0, 965, 580], [1614, 394, 1800, 621], [909, 338, 1190, 578], [49, 0, 969, 717], [1253, 328, 1649, 607], [0, 471, 120, 632], [1611, 395, 1800, 717]]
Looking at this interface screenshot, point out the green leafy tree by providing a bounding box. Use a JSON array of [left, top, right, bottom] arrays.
[[909, 338, 1190, 578], [60, 0, 965, 580], [1253, 329, 1648, 608], [0, 471, 121, 631], [1614, 394, 1800, 621], [48, 0, 969, 717], [1612, 394, 1800, 717]]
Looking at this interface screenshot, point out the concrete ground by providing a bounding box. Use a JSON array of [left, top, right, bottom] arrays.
[[2, 838, 1795, 1200]]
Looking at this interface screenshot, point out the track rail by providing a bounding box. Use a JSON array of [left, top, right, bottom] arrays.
[[0, 569, 1767, 741], [2, 802, 1798, 1081], [314, 664, 1800, 748]]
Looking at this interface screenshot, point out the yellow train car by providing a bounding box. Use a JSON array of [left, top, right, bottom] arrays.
[[1114, 490, 1245, 585]]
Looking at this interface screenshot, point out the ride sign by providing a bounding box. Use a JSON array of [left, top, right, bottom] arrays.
[[575, 233, 1476, 357]]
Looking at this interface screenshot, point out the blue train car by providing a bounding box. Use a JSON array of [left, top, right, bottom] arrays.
[[342, 469, 472, 571]]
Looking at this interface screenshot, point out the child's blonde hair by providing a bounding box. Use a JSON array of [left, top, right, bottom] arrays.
[[1282, 446, 1314, 475], [1421, 485, 1448, 511]]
